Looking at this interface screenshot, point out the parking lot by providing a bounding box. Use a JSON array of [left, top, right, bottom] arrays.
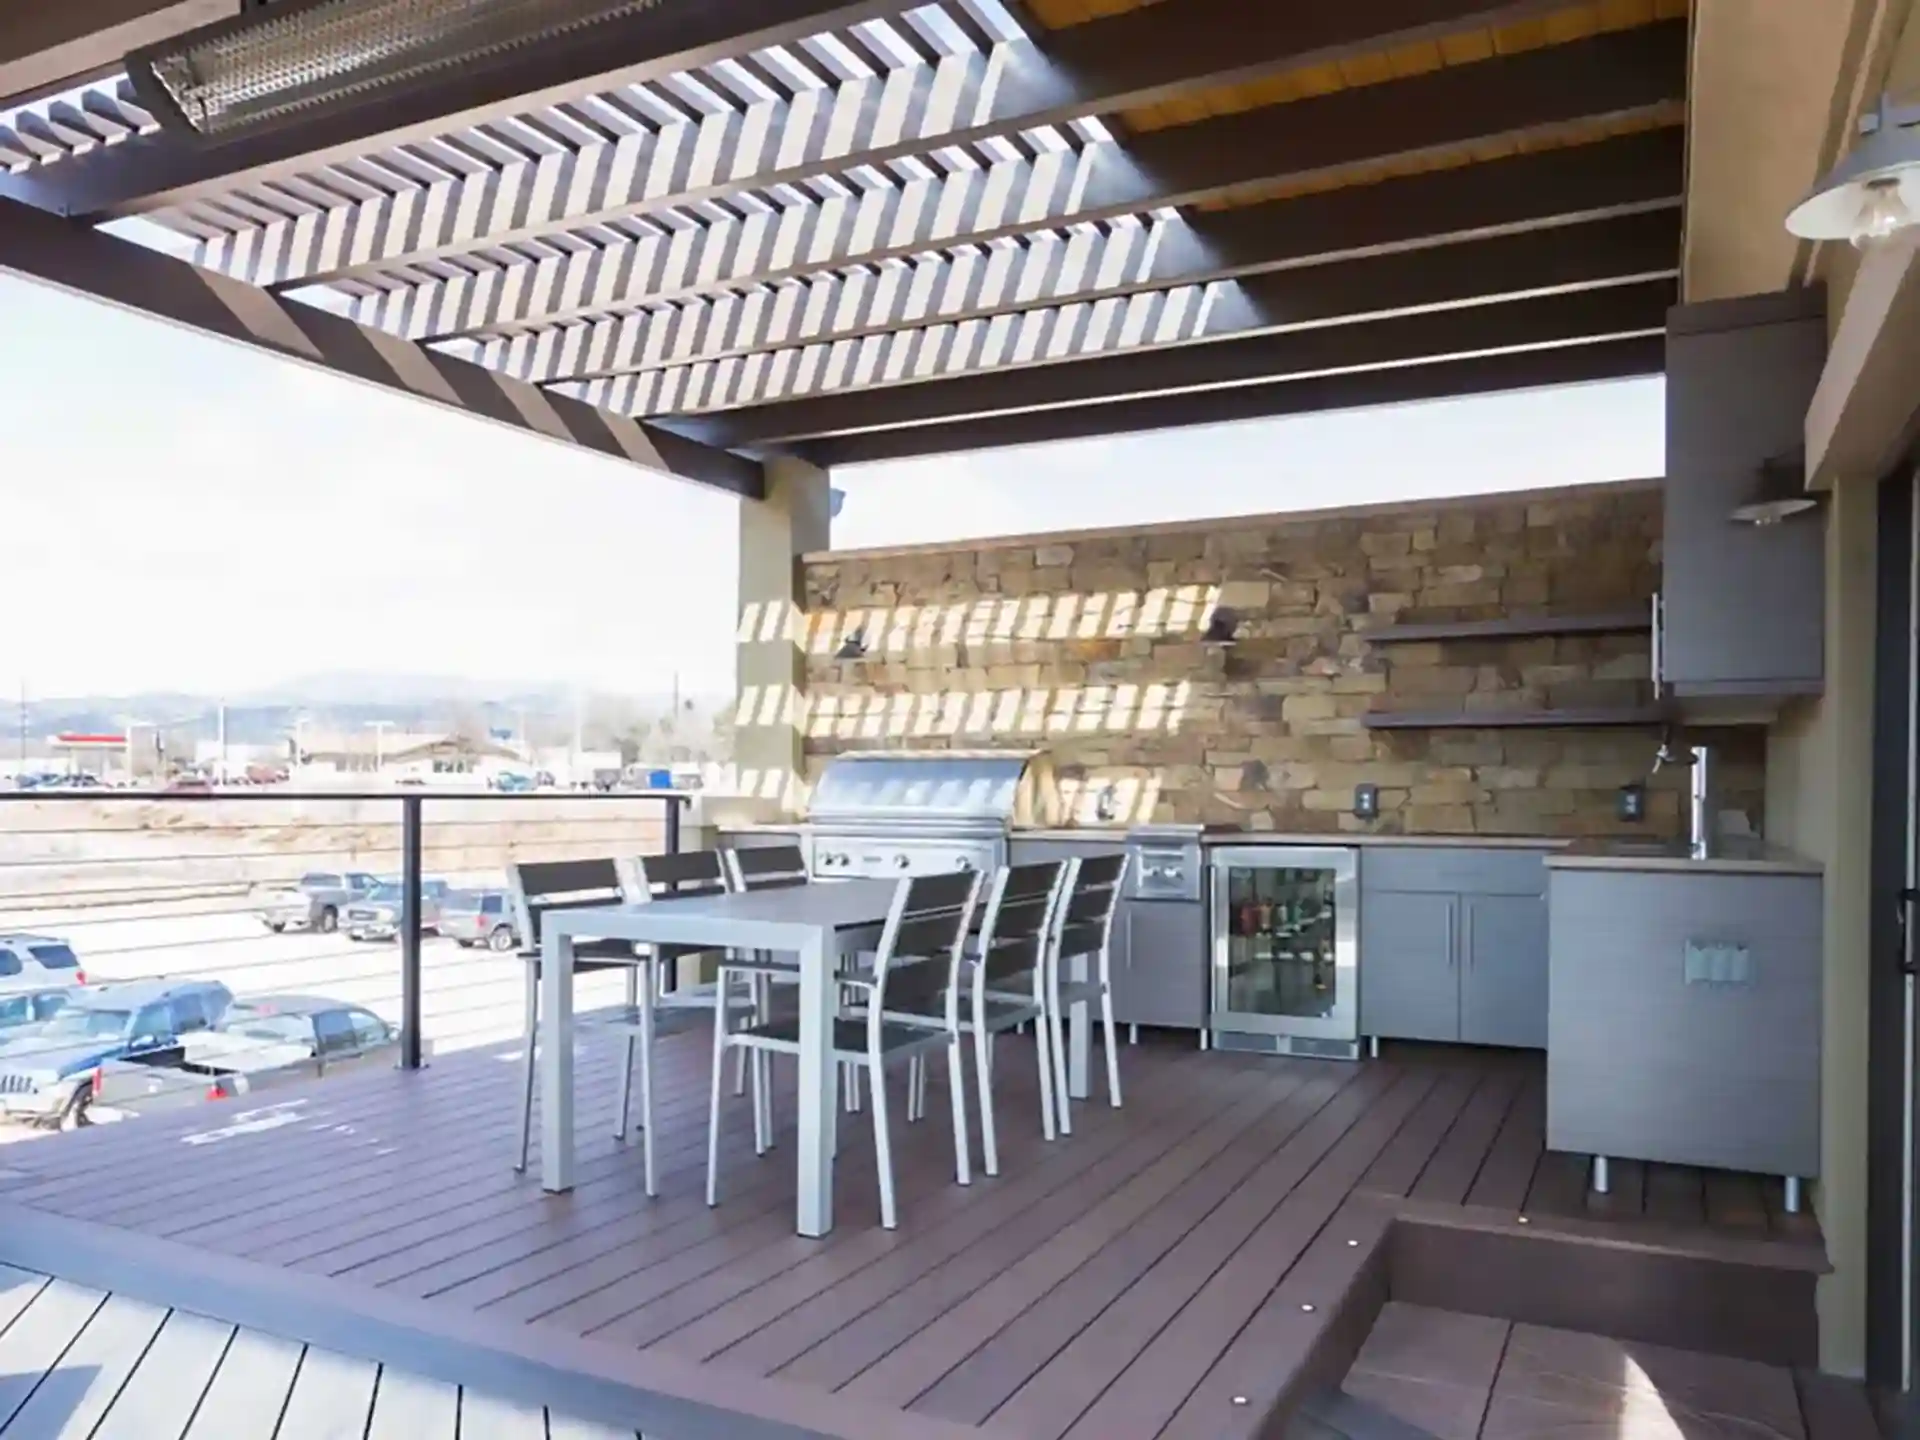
[[0, 881, 637, 1144]]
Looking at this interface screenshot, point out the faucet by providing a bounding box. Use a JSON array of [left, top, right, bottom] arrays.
[[1652, 730, 1715, 858]]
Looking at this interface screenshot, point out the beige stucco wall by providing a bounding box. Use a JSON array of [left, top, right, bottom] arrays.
[[1765, 475, 1879, 1377]]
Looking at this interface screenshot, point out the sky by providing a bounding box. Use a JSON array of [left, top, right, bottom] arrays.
[[0, 272, 1664, 701]]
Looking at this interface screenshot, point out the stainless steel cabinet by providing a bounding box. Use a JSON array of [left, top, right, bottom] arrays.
[[1461, 893, 1549, 1049], [1661, 291, 1826, 697], [1360, 849, 1549, 1050], [1359, 891, 1459, 1043], [1115, 902, 1207, 1030]]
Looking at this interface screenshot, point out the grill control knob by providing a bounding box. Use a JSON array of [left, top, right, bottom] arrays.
[[895, 855, 912, 870], [955, 856, 974, 871]]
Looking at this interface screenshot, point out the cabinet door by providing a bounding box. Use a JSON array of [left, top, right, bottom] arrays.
[[1359, 891, 1458, 1042], [1460, 892, 1549, 1049], [1114, 903, 1207, 1030], [1663, 295, 1826, 694]]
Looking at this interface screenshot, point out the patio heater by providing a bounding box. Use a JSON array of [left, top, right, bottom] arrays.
[[126, 0, 668, 141]]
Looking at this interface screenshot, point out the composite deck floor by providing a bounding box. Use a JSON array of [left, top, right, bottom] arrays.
[[0, 1262, 642, 1439], [0, 1028, 1823, 1440]]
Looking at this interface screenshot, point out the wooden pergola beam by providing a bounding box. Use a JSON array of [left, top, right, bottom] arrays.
[[652, 218, 1678, 444], [800, 335, 1666, 465], [0, 195, 764, 498]]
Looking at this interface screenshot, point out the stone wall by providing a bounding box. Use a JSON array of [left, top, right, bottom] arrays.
[[800, 479, 1766, 837]]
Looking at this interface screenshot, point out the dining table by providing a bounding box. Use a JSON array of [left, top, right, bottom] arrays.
[[537, 876, 1095, 1238]]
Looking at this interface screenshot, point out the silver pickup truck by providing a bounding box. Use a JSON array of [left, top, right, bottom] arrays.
[[250, 871, 380, 934]]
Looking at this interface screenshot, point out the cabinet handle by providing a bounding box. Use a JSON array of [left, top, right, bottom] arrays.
[[1448, 896, 1458, 968], [1463, 900, 1474, 970], [1651, 590, 1664, 695]]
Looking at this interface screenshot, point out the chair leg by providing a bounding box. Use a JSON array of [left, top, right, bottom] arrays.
[[973, 1019, 999, 1178], [1034, 1004, 1058, 1144], [869, 1059, 896, 1231], [707, 971, 730, 1207], [904, 1055, 921, 1122], [947, 1035, 972, 1187], [1100, 983, 1123, 1108], [914, 1055, 928, 1120], [1047, 977, 1073, 1138], [514, 966, 537, 1173], [617, 1032, 638, 1141], [639, 963, 657, 1197]]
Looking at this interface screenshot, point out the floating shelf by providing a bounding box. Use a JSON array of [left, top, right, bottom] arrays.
[[1362, 707, 1669, 731], [1364, 611, 1651, 644]]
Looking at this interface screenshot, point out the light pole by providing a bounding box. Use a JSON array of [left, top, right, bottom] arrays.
[[367, 720, 394, 773]]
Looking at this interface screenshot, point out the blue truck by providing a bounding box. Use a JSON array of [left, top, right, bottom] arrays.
[[0, 978, 233, 1130]]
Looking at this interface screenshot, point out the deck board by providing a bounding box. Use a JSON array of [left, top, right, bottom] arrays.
[[0, 1292, 167, 1440], [0, 1028, 1824, 1440]]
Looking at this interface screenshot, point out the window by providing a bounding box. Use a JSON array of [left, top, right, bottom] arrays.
[[0, 997, 30, 1027], [170, 994, 213, 1033], [225, 1014, 315, 1048], [300, 872, 342, 889], [0, 951, 19, 978], [34, 994, 66, 1023], [129, 1005, 172, 1046], [314, 1010, 356, 1056], [481, 895, 504, 915], [25, 944, 78, 972], [37, 1007, 132, 1040], [347, 1009, 390, 1049]]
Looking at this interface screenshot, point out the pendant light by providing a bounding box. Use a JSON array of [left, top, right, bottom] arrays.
[[1786, 94, 1920, 248]]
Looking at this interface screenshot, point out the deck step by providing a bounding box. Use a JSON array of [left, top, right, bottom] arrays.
[[1295, 1388, 1447, 1440]]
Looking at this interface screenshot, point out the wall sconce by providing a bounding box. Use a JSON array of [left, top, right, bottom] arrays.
[[1203, 607, 1241, 646], [834, 628, 868, 660], [1730, 449, 1820, 526]]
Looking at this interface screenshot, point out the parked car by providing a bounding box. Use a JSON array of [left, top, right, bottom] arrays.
[[0, 978, 233, 1129], [438, 888, 520, 952], [0, 985, 72, 1037], [92, 994, 401, 1117], [251, 871, 380, 933], [491, 771, 537, 793], [0, 934, 86, 987], [342, 878, 451, 941]]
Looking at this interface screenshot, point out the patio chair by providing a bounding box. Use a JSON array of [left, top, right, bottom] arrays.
[[506, 858, 649, 1178], [705, 870, 982, 1230], [1047, 852, 1127, 1136], [903, 859, 1067, 1176]]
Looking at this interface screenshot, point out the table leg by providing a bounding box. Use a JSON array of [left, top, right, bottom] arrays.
[[540, 929, 575, 1193], [795, 929, 836, 1237], [1068, 951, 1090, 1101]]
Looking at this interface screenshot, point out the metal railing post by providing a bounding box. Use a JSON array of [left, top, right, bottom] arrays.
[[399, 793, 424, 1070]]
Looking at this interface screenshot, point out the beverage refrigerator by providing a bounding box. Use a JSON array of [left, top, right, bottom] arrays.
[[1208, 845, 1361, 1060]]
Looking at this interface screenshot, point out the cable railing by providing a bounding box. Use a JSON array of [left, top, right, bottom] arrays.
[[0, 788, 690, 1132]]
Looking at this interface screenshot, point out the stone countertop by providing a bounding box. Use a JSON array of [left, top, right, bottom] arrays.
[[1546, 838, 1822, 876], [1014, 829, 1571, 849]]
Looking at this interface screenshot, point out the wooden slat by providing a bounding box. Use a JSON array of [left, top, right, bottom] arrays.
[[1520, 1148, 1592, 1218], [1355, 1072, 1478, 1198], [1588, 1158, 1648, 1219], [1052, 1073, 1440, 1440], [89, 1310, 236, 1440], [0, 1268, 50, 1341], [0, 1281, 107, 1426], [1642, 1164, 1706, 1229], [447, 1390, 552, 1440], [0, 1292, 167, 1439], [545, 1413, 643, 1440], [1462, 1072, 1547, 1210], [1703, 1171, 1772, 1235], [365, 1366, 459, 1438], [1410, 1070, 1525, 1204], [182, 1328, 304, 1440], [1795, 1370, 1883, 1440], [274, 1347, 380, 1440], [898, 1068, 1376, 1424]]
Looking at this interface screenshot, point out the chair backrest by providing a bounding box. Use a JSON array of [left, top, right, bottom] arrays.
[[976, 860, 1067, 989], [506, 858, 625, 952], [1055, 852, 1127, 960], [724, 843, 809, 893], [871, 870, 981, 1017], [633, 849, 729, 902]]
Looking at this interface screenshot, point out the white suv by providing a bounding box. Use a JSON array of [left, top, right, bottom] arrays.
[[0, 934, 86, 989]]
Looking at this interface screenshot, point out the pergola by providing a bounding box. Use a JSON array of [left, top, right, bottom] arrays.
[[0, 0, 1686, 500]]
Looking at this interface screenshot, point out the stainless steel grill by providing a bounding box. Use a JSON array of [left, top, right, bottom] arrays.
[[805, 751, 1061, 881]]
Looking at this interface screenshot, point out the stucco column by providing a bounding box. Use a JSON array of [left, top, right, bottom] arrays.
[[734, 456, 830, 817]]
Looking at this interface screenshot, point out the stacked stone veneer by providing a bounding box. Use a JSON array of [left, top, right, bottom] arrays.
[[799, 479, 1765, 836]]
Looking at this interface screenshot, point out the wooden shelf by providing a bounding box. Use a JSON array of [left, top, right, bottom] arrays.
[[1364, 611, 1651, 644], [1362, 707, 1669, 731]]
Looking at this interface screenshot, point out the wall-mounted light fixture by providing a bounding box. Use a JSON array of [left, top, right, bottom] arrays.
[[834, 628, 868, 661], [1202, 607, 1242, 646], [1730, 449, 1820, 526], [1786, 93, 1920, 248], [128, 0, 668, 141]]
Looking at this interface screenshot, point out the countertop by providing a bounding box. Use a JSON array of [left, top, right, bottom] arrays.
[[1015, 828, 1568, 849], [1546, 838, 1823, 876]]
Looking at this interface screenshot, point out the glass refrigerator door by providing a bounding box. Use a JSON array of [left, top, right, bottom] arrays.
[[1210, 847, 1358, 1042]]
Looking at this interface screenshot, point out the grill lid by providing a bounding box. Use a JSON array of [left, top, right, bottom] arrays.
[[805, 750, 1060, 830]]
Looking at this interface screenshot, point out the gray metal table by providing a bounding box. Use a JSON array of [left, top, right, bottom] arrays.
[[540, 879, 1094, 1237]]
